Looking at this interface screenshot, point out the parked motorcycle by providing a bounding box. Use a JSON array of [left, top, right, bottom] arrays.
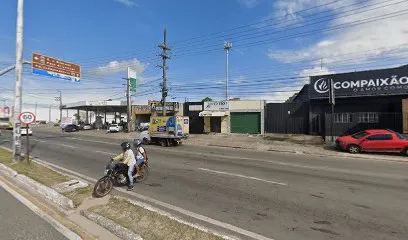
[[93, 159, 149, 197]]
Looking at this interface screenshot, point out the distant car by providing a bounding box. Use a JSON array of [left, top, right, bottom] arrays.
[[108, 124, 122, 133], [20, 126, 33, 136], [64, 124, 79, 132], [336, 129, 408, 155], [82, 124, 92, 130]]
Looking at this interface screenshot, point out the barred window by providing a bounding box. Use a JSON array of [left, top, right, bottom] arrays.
[[334, 113, 352, 123], [359, 112, 379, 123]]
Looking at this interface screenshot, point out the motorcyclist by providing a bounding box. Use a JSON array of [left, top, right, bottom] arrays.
[[133, 139, 147, 177], [112, 142, 136, 191]]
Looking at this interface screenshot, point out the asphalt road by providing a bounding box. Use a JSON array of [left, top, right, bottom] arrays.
[[0, 185, 67, 240], [1, 129, 408, 240]]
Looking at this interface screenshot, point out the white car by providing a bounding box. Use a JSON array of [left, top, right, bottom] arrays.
[[20, 126, 33, 136], [108, 124, 122, 133]]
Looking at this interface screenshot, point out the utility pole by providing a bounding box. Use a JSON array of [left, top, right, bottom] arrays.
[[56, 90, 62, 123], [158, 28, 171, 116], [49, 105, 51, 123], [12, 0, 24, 161], [126, 77, 131, 132], [224, 41, 232, 101]]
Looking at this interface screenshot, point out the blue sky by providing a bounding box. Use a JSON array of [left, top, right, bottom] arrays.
[[1, 0, 408, 120]]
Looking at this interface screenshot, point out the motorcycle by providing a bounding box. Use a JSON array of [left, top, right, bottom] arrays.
[[93, 159, 149, 197]]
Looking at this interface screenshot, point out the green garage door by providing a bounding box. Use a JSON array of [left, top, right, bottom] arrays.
[[231, 112, 260, 134]]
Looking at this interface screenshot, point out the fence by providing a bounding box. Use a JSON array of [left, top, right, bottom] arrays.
[[324, 112, 403, 137]]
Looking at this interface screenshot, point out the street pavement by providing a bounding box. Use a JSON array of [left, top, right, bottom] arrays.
[[0, 185, 67, 240], [1, 129, 408, 240]]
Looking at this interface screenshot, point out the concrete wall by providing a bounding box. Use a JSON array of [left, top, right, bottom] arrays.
[[221, 115, 230, 134], [230, 100, 265, 111], [204, 116, 211, 133]]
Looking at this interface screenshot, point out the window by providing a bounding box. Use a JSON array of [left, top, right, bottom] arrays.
[[366, 134, 393, 141], [351, 131, 369, 139], [359, 112, 379, 123], [334, 113, 352, 123]]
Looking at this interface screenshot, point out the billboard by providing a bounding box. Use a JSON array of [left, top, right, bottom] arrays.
[[309, 65, 408, 99]]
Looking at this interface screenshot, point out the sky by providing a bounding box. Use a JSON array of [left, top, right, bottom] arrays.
[[1, 0, 408, 120]]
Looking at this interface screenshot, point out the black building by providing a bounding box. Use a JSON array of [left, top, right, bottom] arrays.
[[266, 65, 408, 139]]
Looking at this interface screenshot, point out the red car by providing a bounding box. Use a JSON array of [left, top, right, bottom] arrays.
[[336, 129, 408, 155]]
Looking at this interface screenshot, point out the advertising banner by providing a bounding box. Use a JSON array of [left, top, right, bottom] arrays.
[[309, 65, 408, 99]]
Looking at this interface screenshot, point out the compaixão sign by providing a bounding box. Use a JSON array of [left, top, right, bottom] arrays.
[[309, 65, 408, 99]]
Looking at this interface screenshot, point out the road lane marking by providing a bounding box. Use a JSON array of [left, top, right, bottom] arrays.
[[32, 139, 47, 143], [69, 137, 117, 145], [32, 158, 275, 240], [198, 168, 288, 186], [94, 150, 115, 155], [59, 144, 76, 149], [44, 135, 406, 180]]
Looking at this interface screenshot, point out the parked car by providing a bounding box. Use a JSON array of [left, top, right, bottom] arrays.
[[108, 124, 122, 133], [64, 124, 80, 132], [20, 126, 33, 136], [82, 124, 92, 130], [336, 129, 408, 155]]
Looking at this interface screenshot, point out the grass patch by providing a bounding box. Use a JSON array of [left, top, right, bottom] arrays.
[[0, 148, 69, 186], [0, 148, 92, 207], [63, 186, 92, 207], [89, 198, 224, 240]]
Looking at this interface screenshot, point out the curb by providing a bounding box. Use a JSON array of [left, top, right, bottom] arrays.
[[81, 210, 143, 240], [0, 163, 74, 210], [0, 178, 82, 240]]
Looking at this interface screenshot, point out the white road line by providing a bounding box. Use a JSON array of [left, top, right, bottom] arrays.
[[32, 158, 275, 240], [32, 139, 47, 143], [59, 144, 76, 149], [94, 150, 115, 155], [70, 137, 116, 145], [0, 178, 82, 240], [198, 168, 288, 186]]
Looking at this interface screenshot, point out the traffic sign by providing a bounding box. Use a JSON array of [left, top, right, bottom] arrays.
[[32, 53, 81, 83], [18, 112, 36, 124]]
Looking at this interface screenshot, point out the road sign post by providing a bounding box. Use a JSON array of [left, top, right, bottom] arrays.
[[32, 53, 81, 82], [19, 112, 35, 164]]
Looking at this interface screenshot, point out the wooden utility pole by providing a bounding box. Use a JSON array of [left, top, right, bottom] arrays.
[[158, 28, 171, 116]]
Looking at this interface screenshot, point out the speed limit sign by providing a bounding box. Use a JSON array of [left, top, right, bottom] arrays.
[[19, 112, 36, 124]]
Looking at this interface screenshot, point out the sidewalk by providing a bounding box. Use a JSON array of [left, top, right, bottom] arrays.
[[185, 133, 408, 163]]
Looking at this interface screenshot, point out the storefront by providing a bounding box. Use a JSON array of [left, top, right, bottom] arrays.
[[183, 102, 204, 134], [229, 100, 265, 134], [307, 65, 408, 138], [132, 105, 151, 128], [199, 101, 230, 134]]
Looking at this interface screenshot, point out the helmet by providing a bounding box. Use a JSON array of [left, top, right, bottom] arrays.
[[121, 142, 131, 150], [133, 139, 142, 147]]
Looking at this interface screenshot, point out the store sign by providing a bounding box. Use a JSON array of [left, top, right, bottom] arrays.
[[309, 65, 408, 99], [204, 101, 229, 111], [149, 101, 179, 112], [133, 105, 151, 114]]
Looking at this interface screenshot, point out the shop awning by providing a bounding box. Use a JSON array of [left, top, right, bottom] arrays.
[[199, 111, 228, 117]]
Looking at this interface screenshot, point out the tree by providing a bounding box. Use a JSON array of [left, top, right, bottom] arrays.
[[201, 97, 212, 102]]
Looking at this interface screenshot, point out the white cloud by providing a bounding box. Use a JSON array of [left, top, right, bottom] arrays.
[[237, 0, 264, 8], [91, 58, 148, 76], [268, 0, 408, 70], [115, 0, 137, 7]]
